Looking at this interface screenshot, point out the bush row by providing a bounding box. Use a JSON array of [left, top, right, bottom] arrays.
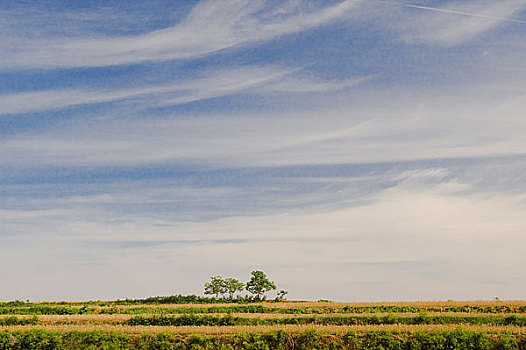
[[126, 314, 526, 327], [338, 305, 526, 314], [1, 313, 524, 327], [101, 304, 526, 316], [101, 305, 269, 315], [0, 306, 92, 316], [0, 295, 254, 307], [0, 328, 525, 350], [116, 295, 262, 305], [2, 303, 526, 316], [0, 316, 38, 326]]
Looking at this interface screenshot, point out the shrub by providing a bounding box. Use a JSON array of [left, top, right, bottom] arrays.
[[0, 331, 14, 350], [15, 329, 63, 350]]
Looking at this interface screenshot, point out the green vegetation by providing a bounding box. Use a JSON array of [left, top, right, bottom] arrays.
[[204, 276, 228, 299], [245, 271, 277, 300], [1, 290, 525, 349], [128, 294, 259, 304], [203, 270, 283, 301], [3, 302, 526, 316], [126, 313, 526, 327], [0, 305, 90, 316], [0, 328, 525, 350], [224, 278, 245, 300], [0, 316, 38, 326], [275, 290, 288, 302]]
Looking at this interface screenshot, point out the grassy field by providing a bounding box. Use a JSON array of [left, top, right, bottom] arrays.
[[1, 299, 526, 349]]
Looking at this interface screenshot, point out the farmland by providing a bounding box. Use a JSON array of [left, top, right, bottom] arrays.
[[1, 299, 526, 349]]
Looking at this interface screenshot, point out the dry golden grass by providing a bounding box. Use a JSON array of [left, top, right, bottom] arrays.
[[179, 312, 526, 319], [223, 312, 526, 318], [270, 300, 526, 309], [114, 303, 242, 309], [2, 324, 526, 335]]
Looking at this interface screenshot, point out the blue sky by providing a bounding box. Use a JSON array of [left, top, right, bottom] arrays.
[[1, 0, 526, 302]]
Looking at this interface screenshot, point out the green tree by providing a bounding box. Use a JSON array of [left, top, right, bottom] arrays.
[[204, 276, 226, 298], [223, 277, 245, 299], [275, 290, 288, 302], [245, 270, 276, 300]]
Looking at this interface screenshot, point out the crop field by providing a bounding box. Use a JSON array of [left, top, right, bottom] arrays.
[[1, 299, 526, 349]]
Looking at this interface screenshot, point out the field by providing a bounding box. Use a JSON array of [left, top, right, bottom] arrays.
[[1, 298, 526, 349]]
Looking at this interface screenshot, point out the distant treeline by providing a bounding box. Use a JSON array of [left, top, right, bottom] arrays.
[[0, 328, 525, 350], [0, 295, 260, 308], [129, 294, 261, 304]]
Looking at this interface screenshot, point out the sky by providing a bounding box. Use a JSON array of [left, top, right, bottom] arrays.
[[1, 0, 526, 302]]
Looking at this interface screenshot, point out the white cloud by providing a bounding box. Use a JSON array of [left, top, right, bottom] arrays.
[[3, 80, 525, 169], [1, 171, 525, 301], [0, 0, 360, 70], [0, 66, 363, 115], [0, 66, 288, 115], [260, 76, 369, 93]]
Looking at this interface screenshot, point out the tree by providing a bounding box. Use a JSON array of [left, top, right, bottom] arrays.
[[245, 270, 276, 300], [204, 276, 226, 298], [275, 290, 288, 302], [223, 277, 245, 299]]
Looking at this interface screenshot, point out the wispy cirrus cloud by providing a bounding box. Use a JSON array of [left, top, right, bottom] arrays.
[[0, 66, 362, 115], [0, 66, 290, 115], [2, 80, 526, 168], [0, 0, 359, 71]]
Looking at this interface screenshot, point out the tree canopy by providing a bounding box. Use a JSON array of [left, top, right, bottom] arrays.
[[223, 278, 245, 299], [245, 270, 276, 299], [204, 276, 226, 298]]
